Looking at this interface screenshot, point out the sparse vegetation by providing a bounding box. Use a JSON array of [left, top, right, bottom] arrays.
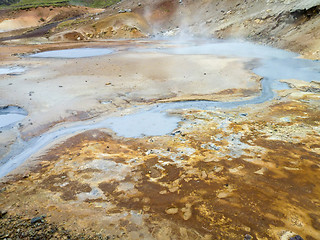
[[0, 0, 122, 9], [55, 17, 90, 29], [70, 0, 122, 8], [0, 0, 69, 9], [0, 0, 20, 6]]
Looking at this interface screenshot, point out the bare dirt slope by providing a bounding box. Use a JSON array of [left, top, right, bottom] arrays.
[[1, 1, 319, 59], [38, 0, 320, 59], [0, 5, 103, 37]]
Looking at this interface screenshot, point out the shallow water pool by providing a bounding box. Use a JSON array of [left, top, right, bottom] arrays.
[[29, 48, 114, 58], [0, 106, 27, 128]]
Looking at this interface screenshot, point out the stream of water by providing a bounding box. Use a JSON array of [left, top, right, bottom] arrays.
[[0, 40, 319, 178]]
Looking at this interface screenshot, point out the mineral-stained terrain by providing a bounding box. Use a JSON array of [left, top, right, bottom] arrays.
[[0, 0, 319, 239]]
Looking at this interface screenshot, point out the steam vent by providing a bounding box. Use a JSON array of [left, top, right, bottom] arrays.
[[0, 0, 320, 239]]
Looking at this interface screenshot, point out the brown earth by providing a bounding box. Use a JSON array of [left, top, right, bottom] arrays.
[[0, 6, 103, 34], [1, 87, 319, 239]]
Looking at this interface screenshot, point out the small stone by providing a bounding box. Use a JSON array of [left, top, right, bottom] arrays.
[[244, 234, 253, 240], [171, 130, 181, 136], [0, 210, 8, 218], [165, 207, 179, 215], [143, 206, 150, 211], [201, 171, 207, 179], [217, 191, 229, 199], [289, 235, 304, 240], [169, 186, 179, 193], [31, 215, 45, 224], [255, 167, 267, 175], [181, 206, 192, 220]]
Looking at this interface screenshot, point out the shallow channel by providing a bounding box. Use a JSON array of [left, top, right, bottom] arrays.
[[0, 39, 319, 178]]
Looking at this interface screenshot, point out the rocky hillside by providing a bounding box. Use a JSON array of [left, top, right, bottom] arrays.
[[0, 0, 319, 59], [49, 0, 320, 59]]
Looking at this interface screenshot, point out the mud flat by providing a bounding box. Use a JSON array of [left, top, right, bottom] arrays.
[[0, 40, 319, 240]]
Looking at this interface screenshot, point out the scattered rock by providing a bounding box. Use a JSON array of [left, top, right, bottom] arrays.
[[254, 167, 267, 175], [201, 143, 220, 151], [289, 235, 304, 240], [244, 234, 253, 240], [201, 170, 207, 179], [229, 166, 244, 173], [0, 211, 8, 218], [217, 191, 229, 199], [165, 207, 179, 215], [0, 214, 109, 239], [31, 215, 46, 224], [118, 9, 132, 13], [181, 204, 192, 220], [168, 186, 179, 193], [171, 130, 182, 136], [143, 206, 150, 211]]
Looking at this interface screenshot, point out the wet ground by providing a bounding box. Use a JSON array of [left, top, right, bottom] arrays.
[[0, 40, 319, 239], [0, 106, 27, 128]]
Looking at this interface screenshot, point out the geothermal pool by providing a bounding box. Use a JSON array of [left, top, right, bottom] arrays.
[[0, 106, 27, 129], [29, 48, 114, 58], [0, 39, 320, 178]]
